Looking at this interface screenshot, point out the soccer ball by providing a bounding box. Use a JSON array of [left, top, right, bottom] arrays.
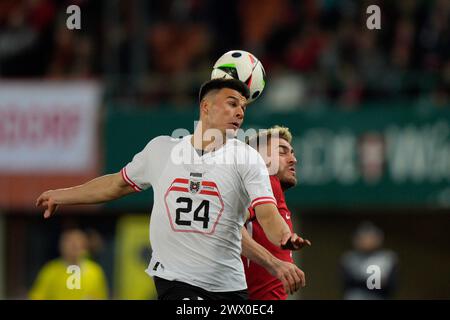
[[211, 50, 266, 103]]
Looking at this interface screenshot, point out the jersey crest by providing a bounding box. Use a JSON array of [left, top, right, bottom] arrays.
[[189, 180, 201, 194]]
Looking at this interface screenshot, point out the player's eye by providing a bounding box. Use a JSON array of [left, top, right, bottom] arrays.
[[279, 147, 289, 155]]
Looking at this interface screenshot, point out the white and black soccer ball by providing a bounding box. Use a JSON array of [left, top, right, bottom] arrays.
[[211, 50, 266, 103]]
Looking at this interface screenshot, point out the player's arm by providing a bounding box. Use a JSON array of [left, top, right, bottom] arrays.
[[36, 172, 136, 218], [241, 227, 305, 294], [254, 203, 311, 250]]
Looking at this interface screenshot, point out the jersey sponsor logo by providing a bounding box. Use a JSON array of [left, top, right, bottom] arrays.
[[164, 178, 224, 234], [190, 172, 203, 178]]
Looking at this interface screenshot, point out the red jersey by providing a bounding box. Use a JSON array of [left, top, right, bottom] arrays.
[[242, 175, 294, 300]]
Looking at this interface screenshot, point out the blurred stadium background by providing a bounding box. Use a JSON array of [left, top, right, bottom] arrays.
[[0, 0, 449, 299]]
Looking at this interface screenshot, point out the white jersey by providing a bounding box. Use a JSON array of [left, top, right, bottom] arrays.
[[121, 135, 276, 292]]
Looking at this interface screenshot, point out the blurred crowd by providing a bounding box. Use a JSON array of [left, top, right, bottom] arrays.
[[0, 0, 448, 109]]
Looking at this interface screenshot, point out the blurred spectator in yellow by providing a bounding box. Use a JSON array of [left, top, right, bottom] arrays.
[[340, 222, 399, 300], [29, 229, 108, 300]]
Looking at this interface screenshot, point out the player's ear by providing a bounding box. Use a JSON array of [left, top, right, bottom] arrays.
[[200, 98, 210, 116]]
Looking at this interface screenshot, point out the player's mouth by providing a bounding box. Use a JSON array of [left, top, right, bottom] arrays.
[[229, 122, 240, 129], [289, 167, 296, 175]]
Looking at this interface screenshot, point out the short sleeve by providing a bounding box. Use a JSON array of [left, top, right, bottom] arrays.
[[238, 145, 276, 209], [121, 137, 160, 191]]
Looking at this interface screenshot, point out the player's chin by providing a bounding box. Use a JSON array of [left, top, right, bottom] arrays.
[[224, 127, 238, 138], [281, 174, 297, 189]]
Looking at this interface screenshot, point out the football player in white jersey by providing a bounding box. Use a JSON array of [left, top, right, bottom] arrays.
[[36, 78, 308, 300]]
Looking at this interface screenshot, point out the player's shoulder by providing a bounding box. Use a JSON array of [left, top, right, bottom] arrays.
[[377, 249, 399, 262], [226, 137, 246, 148], [227, 138, 267, 174], [144, 135, 185, 149], [82, 259, 106, 274], [149, 135, 182, 145], [227, 138, 259, 155], [40, 258, 65, 273]]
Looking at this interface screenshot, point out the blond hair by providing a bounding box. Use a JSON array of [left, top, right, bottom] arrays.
[[246, 125, 293, 149]]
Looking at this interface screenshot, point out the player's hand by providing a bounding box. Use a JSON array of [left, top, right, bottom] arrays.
[[268, 258, 306, 295], [281, 233, 311, 250], [36, 190, 59, 219]]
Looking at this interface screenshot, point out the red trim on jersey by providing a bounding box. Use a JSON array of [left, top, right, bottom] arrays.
[[199, 190, 219, 197], [252, 200, 278, 207], [251, 196, 276, 205], [121, 167, 143, 192], [169, 186, 189, 193], [173, 178, 189, 185], [201, 181, 217, 188], [251, 196, 276, 208]]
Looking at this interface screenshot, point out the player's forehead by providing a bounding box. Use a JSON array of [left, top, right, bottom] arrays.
[[270, 136, 293, 151], [217, 88, 247, 104], [60, 230, 87, 245]]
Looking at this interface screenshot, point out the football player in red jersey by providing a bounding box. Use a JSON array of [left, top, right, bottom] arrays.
[[241, 126, 311, 300]]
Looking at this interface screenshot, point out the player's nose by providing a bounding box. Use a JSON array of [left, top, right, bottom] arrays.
[[289, 153, 297, 165], [235, 108, 244, 120]]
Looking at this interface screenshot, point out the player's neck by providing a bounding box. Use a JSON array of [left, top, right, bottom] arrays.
[[63, 256, 81, 266], [192, 124, 227, 152]]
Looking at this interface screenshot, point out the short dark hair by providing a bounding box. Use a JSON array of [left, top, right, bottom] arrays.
[[198, 78, 250, 103]]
